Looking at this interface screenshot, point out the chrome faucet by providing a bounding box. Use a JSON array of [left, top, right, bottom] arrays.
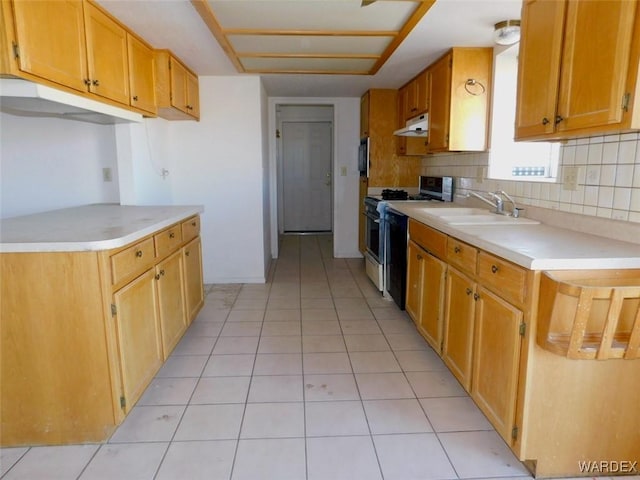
[[498, 190, 519, 217], [467, 190, 519, 217], [467, 190, 502, 212]]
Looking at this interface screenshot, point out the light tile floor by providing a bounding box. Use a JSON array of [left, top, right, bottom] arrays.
[[1, 235, 635, 480]]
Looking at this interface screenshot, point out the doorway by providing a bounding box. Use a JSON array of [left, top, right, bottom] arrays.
[[280, 112, 333, 233]]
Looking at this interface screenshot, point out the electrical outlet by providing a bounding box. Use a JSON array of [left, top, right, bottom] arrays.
[[562, 166, 579, 191], [102, 167, 112, 182]]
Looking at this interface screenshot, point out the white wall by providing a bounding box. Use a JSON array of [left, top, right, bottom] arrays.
[[164, 76, 269, 283], [0, 112, 119, 218], [268, 97, 361, 259]]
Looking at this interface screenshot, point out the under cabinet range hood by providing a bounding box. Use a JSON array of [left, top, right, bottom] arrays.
[[394, 113, 428, 137], [0, 79, 143, 125]]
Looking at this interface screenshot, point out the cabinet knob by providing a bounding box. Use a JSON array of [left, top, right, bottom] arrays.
[[169, 232, 175, 239], [155, 273, 160, 280], [466, 288, 472, 295], [542, 117, 550, 125], [555, 115, 564, 125], [160, 269, 165, 276], [84, 78, 91, 86], [417, 254, 423, 260], [454, 246, 461, 253], [135, 250, 143, 258], [185, 251, 190, 257], [491, 265, 499, 274], [132, 95, 138, 101], [92, 79, 100, 86], [473, 293, 480, 301], [191, 221, 197, 227]]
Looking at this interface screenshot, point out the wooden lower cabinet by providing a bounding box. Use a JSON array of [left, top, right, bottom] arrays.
[[113, 268, 163, 412], [406, 240, 446, 352], [471, 286, 523, 441], [442, 266, 476, 391], [156, 250, 187, 359], [183, 237, 204, 324], [0, 214, 204, 446]]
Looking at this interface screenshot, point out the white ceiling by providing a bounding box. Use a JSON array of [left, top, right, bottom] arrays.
[[97, 0, 523, 97]]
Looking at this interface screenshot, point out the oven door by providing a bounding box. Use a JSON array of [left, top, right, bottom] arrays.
[[364, 210, 380, 262]]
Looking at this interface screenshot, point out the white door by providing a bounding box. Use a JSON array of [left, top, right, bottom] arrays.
[[282, 121, 332, 232]]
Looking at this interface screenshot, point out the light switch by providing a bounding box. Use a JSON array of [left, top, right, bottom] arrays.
[[562, 166, 579, 191], [340, 166, 347, 177], [102, 167, 112, 182]]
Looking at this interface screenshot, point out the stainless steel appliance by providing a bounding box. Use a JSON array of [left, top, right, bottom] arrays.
[[363, 196, 383, 289], [358, 137, 369, 177]]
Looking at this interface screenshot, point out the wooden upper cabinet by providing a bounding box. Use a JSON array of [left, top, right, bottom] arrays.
[[428, 51, 453, 151], [83, 1, 130, 105], [406, 69, 429, 119], [9, 0, 88, 92], [154, 49, 200, 121], [516, 0, 640, 140], [127, 34, 156, 115]]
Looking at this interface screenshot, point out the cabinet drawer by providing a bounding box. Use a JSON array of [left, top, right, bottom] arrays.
[[447, 237, 477, 274], [155, 225, 183, 259], [477, 252, 527, 305], [409, 219, 447, 259], [111, 237, 155, 285], [181, 216, 200, 243]]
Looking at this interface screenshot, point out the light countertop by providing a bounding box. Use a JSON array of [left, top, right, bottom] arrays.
[[387, 201, 640, 270], [0, 204, 204, 253]]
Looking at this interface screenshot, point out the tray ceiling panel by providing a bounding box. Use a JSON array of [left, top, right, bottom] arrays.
[[192, 0, 435, 74]]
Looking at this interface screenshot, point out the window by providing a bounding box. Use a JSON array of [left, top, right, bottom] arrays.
[[488, 44, 560, 181]]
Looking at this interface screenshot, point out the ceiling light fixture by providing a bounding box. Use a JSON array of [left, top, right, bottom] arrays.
[[493, 20, 521, 45]]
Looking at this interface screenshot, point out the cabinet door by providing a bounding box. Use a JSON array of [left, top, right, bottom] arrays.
[[515, 0, 566, 139], [156, 250, 187, 358], [396, 85, 408, 155], [11, 0, 88, 91], [419, 251, 447, 353], [472, 286, 523, 443], [84, 1, 129, 104], [186, 70, 200, 119], [113, 269, 162, 412], [183, 237, 204, 324], [170, 56, 188, 114], [442, 266, 475, 391], [127, 34, 156, 114], [416, 69, 430, 114], [556, 0, 637, 132], [360, 91, 370, 138], [406, 240, 424, 324], [428, 52, 451, 151]]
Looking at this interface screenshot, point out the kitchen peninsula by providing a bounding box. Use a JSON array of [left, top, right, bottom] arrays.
[[1, 204, 204, 446], [388, 201, 640, 478]]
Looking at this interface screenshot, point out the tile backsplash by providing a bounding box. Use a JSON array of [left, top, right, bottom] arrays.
[[421, 132, 640, 223]]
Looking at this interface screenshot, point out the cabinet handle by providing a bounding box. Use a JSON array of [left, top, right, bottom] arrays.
[[466, 288, 472, 295], [454, 246, 461, 253], [84, 78, 91, 86], [135, 250, 143, 258], [92, 79, 100, 86], [491, 265, 499, 274], [169, 232, 175, 239], [160, 269, 165, 276], [555, 115, 564, 125], [473, 293, 480, 301], [185, 250, 190, 257], [542, 117, 550, 125], [155, 273, 160, 280], [132, 95, 138, 101], [191, 221, 197, 227]]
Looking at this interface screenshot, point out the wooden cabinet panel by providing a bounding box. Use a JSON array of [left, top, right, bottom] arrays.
[[419, 250, 447, 352], [127, 33, 156, 114], [156, 250, 186, 358], [477, 252, 527, 305], [154, 49, 200, 120], [472, 286, 523, 442], [110, 237, 155, 286], [446, 237, 477, 274], [155, 224, 183, 259], [183, 237, 204, 324], [10, 0, 88, 91], [113, 269, 163, 412], [408, 219, 447, 259], [186, 70, 200, 119], [406, 69, 429, 118], [360, 91, 370, 138], [443, 267, 476, 391], [515, 0, 565, 138], [556, 0, 637, 132], [406, 240, 424, 324], [428, 52, 452, 151], [83, 1, 129, 104], [181, 215, 201, 243]]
